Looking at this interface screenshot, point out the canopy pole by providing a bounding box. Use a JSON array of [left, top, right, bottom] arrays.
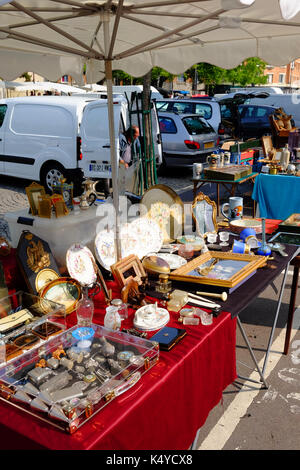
[[105, 58, 121, 261]]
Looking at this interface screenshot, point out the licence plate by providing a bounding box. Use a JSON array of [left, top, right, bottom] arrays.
[[89, 163, 112, 173], [204, 141, 214, 149]]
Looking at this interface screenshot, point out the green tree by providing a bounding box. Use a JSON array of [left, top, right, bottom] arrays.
[[185, 57, 268, 94], [225, 57, 268, 87]]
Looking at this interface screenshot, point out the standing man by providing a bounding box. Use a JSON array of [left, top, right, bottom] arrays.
[[119, 125, 140, 168]]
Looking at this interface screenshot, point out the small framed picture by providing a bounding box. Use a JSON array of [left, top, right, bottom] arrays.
[[111, 254, 146, 288], [25, 182, 46, 216]]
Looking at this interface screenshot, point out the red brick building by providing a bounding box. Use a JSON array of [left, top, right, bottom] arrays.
[[264, 59, 300, 90]]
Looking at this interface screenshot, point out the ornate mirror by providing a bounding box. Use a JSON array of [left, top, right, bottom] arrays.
[[191, 193, 218, 237]]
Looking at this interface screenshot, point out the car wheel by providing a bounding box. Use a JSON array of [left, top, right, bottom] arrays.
[[40, 162, 65, 193]]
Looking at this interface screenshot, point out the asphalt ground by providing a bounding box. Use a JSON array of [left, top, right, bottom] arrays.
[[0, 170, 299, 451]]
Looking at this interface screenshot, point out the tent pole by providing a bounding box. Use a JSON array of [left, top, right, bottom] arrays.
[[105, 58, 121, 261]]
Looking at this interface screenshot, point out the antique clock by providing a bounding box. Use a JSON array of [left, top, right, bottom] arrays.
[[52, 176, 73, 210]]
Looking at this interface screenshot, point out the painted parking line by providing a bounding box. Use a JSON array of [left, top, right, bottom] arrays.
[[197, 306, 300, 450]]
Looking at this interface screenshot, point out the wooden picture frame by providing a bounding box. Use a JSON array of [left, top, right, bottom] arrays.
[[38, 195, 52, 218], [25, 182, 46, 216], [111, 254, 146, 288], [169, 251, 267, 288], [192, 192, 218, 238]]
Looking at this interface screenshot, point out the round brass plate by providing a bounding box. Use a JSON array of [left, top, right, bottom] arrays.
[[35, 268, 60, 293], [39, 277, 81, 315]]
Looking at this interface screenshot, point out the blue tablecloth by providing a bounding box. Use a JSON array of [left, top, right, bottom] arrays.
[[252, 173, 300, 220]]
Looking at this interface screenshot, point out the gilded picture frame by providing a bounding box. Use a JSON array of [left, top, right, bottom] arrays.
[[25, 182, 46, 216], [169, 251, 267, 288], [111, 254, 146, 288], [192, 192, 218, 238]]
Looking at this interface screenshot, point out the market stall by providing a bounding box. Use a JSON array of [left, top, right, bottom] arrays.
[[1, 0, 300, 451]]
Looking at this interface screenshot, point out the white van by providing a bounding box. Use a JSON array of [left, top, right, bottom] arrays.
[[0, 95, 162, 195], [246, 93, 300, 127]]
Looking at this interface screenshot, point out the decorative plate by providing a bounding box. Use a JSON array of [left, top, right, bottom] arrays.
[[94, 229, 118, 272], [177, 235, 205, 250], [66, 244, 97, 287], [141, 184, 184, 243], [229, 219, 262, 234], [147, 253, 187, 270], [133, 304, 170, 331], [129, 217, 163, 258]]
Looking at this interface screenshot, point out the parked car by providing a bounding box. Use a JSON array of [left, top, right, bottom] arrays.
[[237, 104, 278, 139], [155, 98, 221, 134], [216, 92, 272, 139], [158, 112, 219, 169]]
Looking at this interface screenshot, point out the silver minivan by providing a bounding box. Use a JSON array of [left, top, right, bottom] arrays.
[[158, 112, 219, 168]]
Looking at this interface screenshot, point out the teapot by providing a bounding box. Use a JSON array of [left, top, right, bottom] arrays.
[[81, 179, 99, 206]]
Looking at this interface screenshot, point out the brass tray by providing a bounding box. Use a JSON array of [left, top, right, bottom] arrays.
[[140, 184, 184, 243]]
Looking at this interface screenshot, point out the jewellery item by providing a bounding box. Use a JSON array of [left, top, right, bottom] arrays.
[[117, 350, 135, 363], [39, 370, 72, 393], [51, 384, 84, 403], [46, 357, 60, 370], [179, 308, 194, 318], [182, 317, 200, 325], [35, 358, 47, 368], [107, 358, 123, 373], [129, 355, 145, 367], [83, 373, 97, 383], [0, 309, 34, 334], [100, 337, 115, 357], [13, 333, 39, 350], [27, 367, 53, 385], [52, 346, 66, 359], [59, 357, 74, 370]]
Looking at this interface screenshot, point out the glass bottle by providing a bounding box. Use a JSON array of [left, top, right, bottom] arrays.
[[280, 144, 290, 171], [76, 286, 94, 327], [111, 298, 128, 320]]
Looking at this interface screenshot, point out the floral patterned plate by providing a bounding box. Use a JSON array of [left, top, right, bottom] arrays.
[[130, 217, 163, 258], [66, 244, 97, 287], [147, 252, 187, 270]]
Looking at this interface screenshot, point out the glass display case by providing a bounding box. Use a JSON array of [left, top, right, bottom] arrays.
[[0, 291, 66, 364], [0, 324, 159, 434]]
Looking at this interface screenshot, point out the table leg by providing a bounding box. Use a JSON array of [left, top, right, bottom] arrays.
[[216, 183, 220, 216], [283, 264, 299, 355], [261, 263, 290, 376], [236, 316, 268, 389]]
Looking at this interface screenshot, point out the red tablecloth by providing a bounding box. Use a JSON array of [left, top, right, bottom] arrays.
[[0, 282, 236, 450]]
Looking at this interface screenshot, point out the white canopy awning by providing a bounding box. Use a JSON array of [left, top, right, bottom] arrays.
[[11, 81, 86, 94], [0, 1, 299, 84]]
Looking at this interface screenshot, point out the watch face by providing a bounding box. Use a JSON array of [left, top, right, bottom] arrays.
[[63, 190, 70, 201]]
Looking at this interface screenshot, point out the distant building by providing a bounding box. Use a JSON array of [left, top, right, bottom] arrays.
[[264, 59, 300, 91]]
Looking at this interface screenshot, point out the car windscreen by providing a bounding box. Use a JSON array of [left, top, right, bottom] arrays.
[[182, 116, 214, 135]]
